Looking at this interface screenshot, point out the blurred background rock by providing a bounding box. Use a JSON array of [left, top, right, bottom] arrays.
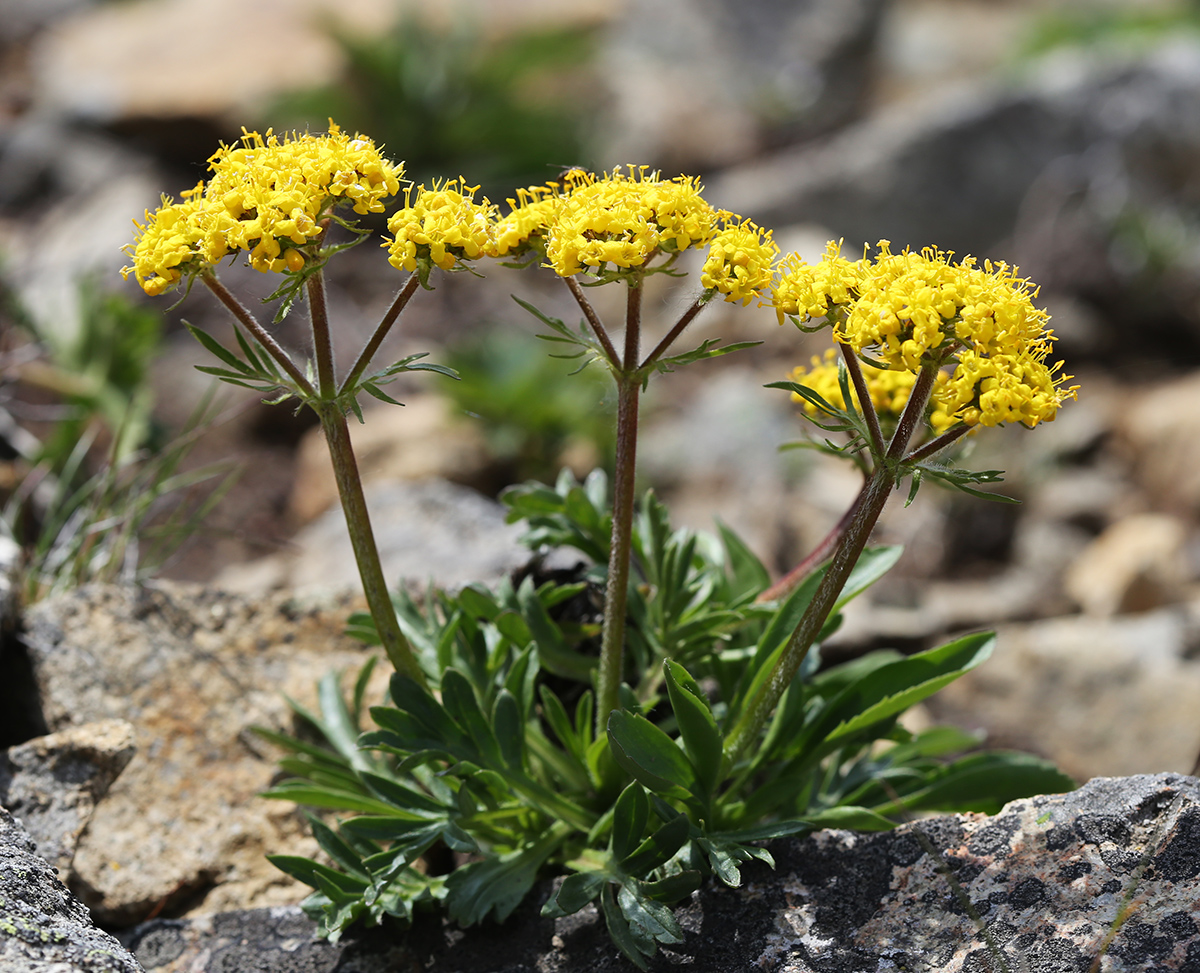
[[3, 0, 1200, 789]]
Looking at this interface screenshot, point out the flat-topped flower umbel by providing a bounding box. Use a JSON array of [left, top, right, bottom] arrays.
[[773, 240, 1077, 433], [123, 124, 403, 293]]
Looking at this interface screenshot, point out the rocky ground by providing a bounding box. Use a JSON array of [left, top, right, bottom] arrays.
[[5, 0, 1200, 969]]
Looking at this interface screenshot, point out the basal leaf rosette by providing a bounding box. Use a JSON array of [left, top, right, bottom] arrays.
[[122, 123, 404, 293], [773, 240, 1077, 432], [384, 179, 494, 284], [700, 217, 779, 306]]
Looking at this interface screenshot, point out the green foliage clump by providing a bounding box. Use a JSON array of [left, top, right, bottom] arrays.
[[261, 470, 1072, 968]]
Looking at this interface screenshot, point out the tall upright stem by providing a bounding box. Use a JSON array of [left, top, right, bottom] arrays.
[[595, 279, 642, 738], [723, 363, 940, 765], [307, 271, 337, 397], [314, 403, 427, 687], [304, 271, 426, 688]]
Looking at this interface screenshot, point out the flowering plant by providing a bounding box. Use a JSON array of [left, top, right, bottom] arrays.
[[125, 125, 1076, 968]]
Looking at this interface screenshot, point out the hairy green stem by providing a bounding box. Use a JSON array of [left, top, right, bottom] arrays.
[[724, 364, 940, 765], [200, 274, 316, 398], [838, 342, 885, 458], [314, 401, 426, 687], [306, 270, 337, 398], [640, 296, 707, 370], [342, 273, 422, 395], [565, 276, 620, 366], [301, 271, 425, 687], [904, 422, 972, 464], [595, 279, 642, 739]]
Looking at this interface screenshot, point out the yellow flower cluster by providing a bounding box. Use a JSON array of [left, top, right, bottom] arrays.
[[789, 349, 925, 419], [773, 241, 1076, 430], [488, 167, 725, 277], [546, 168, 719, 276], [122, 124, 403, 294], [700, 219, 779, 306], [385, 180, 493, 273]]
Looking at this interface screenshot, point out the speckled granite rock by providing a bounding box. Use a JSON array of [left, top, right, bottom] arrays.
[[122, 774, 1200, 972], [20, 582, 381, 926], [0, 719, 135, 879], [0, 804, 142, 973]]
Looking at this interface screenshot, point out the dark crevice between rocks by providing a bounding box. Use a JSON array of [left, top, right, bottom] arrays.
[[0, 620, 48, 747]]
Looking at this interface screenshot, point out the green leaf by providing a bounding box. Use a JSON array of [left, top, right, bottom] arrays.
[[387, 674, 467, 748], [516, 578, 596, 681], [306, 816, 371, 878], [186, 323, 254, 374], [492, 689, 524, 770], [542, 872, 606, 918], [695, 835, 773, 886], [801, 805, 896, 831], [268, 855, 369, 894], [601, 882, 651, 970], [362, 383, 403, 406], [617, 883, 684, 946], [611, 782, 650, 862], [620, 811, 691, 875], [607, 710, 696, 798], [444, 841, 555, 926], [877, 751, 1075, 816], [640, 870, 702, 903], [260, 783, 395, 814], [814, 632, 996, 750], [716, 519, 770, 602], [663, 660, 723, 800]]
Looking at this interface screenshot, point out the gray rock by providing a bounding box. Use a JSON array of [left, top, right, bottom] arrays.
[[0, 719, 135, 879], [933, 609, 1200, 782], [21, 582, 385, 926], [712, 39, 1200, 349], [218, 479, 531, 596], [597, 0, 886, 170], [0, 804, 142, 973], [121, 774, 1200, 972]]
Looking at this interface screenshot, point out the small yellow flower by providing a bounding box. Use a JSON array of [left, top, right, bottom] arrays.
[[487, 168, 594, 260], [771, 241, 863, 324], [121, 184, 211, 295], [700, 218, 778, 305], [385, 180, 494, 273]]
